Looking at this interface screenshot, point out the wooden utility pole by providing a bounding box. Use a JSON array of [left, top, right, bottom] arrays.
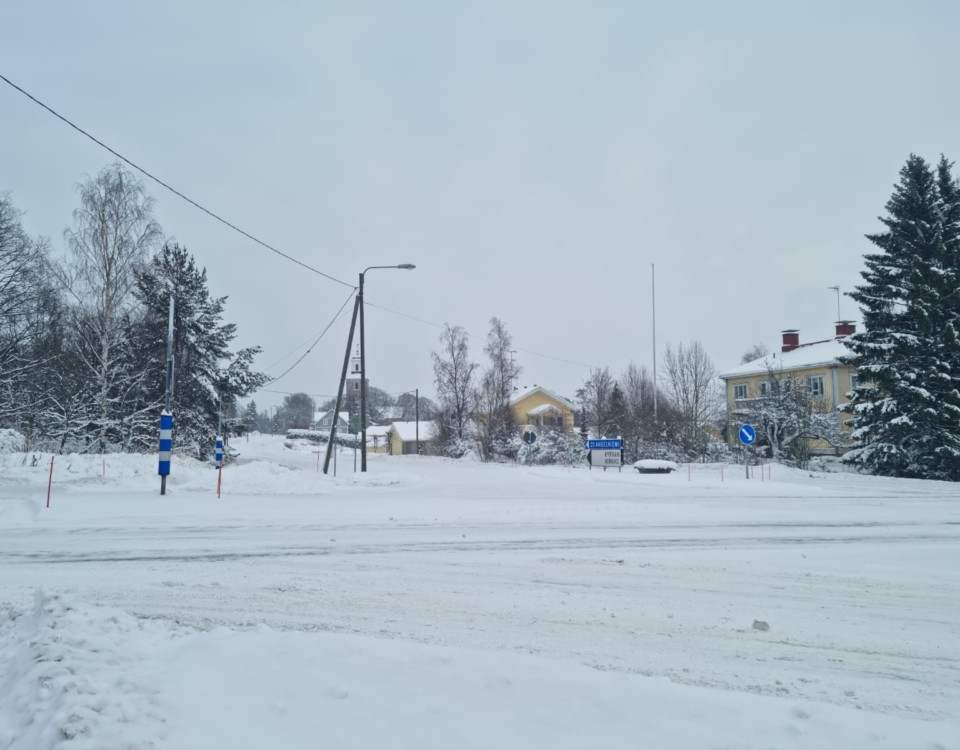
[[323, 296, 361, 475]]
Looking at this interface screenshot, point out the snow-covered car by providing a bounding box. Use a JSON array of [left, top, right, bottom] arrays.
[[633, 459, 678, 474]]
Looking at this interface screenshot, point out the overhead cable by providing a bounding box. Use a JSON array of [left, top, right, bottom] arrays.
[[265, 290, 355, 385], [0, 71, 354, 289]]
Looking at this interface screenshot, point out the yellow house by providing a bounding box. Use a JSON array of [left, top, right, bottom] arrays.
[[387, 420, 436, 455], [509, 385, 578, 432], [718, 324, 859, 456]]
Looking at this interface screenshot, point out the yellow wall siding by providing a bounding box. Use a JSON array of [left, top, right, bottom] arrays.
[[727, 364, 857, 413], [389, 430, 403, 456], [724, 362, 857, 453], [510, 391, 575, 431], [367, 436, 389, 454]]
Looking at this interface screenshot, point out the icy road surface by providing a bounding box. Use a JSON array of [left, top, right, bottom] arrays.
[[1, 436, 958, 733]]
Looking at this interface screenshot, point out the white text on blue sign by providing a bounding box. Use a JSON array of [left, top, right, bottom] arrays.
[[587, 439, 622, 450]]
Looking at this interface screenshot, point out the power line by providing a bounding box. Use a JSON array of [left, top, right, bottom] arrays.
[[0, 72, 598, 374], [259, 388, 338, 398], [262, 329, 336, 372], [264, 290, 355, 386], [0, 71, 354, 289], [364, 300, 596, 370]]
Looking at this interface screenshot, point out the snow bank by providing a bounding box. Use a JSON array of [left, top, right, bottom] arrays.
[[1, 595, 956, 750], [634, 459, 679, 472], [0, 593, 179, 750]]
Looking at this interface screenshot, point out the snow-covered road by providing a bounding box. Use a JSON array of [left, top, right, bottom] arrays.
[[1, 437, 958, 747]]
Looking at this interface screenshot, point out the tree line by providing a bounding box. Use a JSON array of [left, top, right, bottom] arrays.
[[242, 388, 439, 436], [430, 317, 730, 463], [0, 164, 266, 457]]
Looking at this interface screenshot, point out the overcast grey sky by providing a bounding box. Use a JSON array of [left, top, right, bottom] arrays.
[[2, 1, 959, 409]]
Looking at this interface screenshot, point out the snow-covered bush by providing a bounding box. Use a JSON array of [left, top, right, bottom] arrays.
[[438, 436, 477, 459], [515, 430, 587, 466], [0, 429, 26, 453], [701, 437, 733, 463]]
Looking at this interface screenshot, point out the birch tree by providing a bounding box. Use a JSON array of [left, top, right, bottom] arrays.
[[662, 340, 723, 457], [477, 317, 521, 459], [60, 164, 162, 450], [432, 324, 478, 450]]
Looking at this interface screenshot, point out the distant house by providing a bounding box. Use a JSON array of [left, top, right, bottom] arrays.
[[387, 420, 436, 455], [718, 323, 858, 455], [509, 385, 577, 432], [314, 410, 350, 433]]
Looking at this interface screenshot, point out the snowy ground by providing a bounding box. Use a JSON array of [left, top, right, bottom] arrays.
[[1, 435, 958, 749]]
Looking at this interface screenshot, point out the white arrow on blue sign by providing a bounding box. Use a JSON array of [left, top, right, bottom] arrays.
[[738, 424, 756, 445], [587, 439, 622, 450]]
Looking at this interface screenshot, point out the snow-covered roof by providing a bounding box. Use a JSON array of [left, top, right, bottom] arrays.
[[510, 385, 577, 411], [365, 425, 392, 444], [388, 420, 436, 442], [719, 338, 850, 379], [315, 410, 349, 424], [528, 403, 562, 416]]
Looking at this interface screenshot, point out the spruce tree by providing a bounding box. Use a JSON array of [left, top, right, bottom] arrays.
[[932, 157, 960, 477], [242, 400, 259, 434], [131, 243, 268, 457], [842, 155, 960, 479]]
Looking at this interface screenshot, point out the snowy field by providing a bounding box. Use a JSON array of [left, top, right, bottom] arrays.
[[1, 434, 958, 749]]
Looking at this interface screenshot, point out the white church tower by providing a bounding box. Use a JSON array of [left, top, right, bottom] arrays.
[[345, 343, 366, 395]]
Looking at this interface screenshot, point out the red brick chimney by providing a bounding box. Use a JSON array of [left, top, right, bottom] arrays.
[[835, 321, 856, 338], [781, 329, 800, 353]]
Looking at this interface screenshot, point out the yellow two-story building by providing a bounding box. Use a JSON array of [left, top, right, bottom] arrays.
[[718, 324, 859, 456]]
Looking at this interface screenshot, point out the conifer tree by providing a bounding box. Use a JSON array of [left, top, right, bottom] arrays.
[[131, 243, 268, 457], [842, 155, 960, 479], [242, 400, 259, 434]]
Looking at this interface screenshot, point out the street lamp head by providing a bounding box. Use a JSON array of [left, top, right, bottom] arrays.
[[397, 263, 416, 270]]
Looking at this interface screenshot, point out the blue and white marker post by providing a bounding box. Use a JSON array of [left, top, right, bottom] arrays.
[[159, 294, 175, 495], [159, 411, 174, 491], [738, 423, 756, 479], [215, 435, 224, 498]]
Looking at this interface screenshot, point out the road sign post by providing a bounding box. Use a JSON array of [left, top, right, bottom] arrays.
[[738, 424, 756, 479], [586, 439, 623, 472]]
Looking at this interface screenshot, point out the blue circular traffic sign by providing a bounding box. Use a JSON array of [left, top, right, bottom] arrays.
[[738, 424, 756, 445]]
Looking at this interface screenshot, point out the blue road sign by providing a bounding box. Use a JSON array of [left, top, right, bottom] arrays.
[[586, 439, 622, 450], [523, 431, 537, 445], [738, 424, 756, 445]]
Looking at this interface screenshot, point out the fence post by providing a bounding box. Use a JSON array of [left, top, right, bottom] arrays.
[[46, 455, 55, 508], [215, 436, 224, 498]]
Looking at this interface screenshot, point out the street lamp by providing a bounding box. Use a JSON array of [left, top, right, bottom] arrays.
[[359, 264, 416, 471]]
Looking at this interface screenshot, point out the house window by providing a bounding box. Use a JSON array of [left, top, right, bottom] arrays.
[[850, 374, 859, 390], [733, 383, 748, 400], [353, 381, 360, 390], [806, 375, 825, 398]]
